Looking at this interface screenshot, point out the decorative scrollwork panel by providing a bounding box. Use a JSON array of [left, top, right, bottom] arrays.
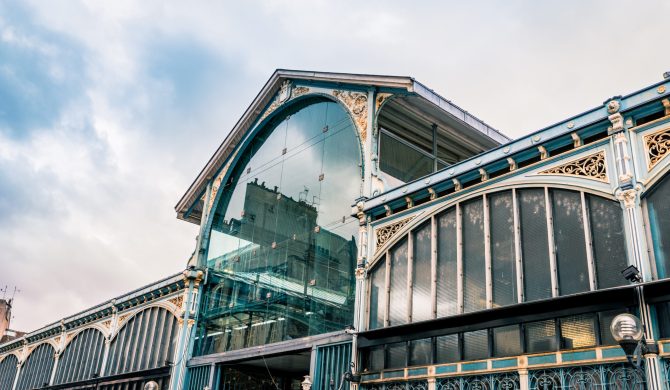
[[436, 372, 520, 390], [529, 363, 645, 390], [375, 216, 415, 251], [361, 381, 428, 390], [538, 151, 608, 182], [644, 127, 670, 170]]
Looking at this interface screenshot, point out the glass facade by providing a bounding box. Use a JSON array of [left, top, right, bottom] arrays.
[[646, 173, 670, 279], [195, 99, 361, 355], [368, 188, 628, 330]]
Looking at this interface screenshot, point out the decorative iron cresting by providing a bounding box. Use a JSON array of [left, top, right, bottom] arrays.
[[375, 216, 415, 251], [644, 127, 670, 170], [529, 363, 645, 390], [362, 380, 428, 390], [538, 151, 608, 182], [436, 372, 520, 390]]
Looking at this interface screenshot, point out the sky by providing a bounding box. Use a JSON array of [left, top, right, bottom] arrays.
[[1, 0, 669, 332]]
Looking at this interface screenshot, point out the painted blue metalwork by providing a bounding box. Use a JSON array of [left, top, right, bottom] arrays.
[[662, 359, 669, 390], [491, 358, 517, 369], [562, 350, 598, 362], [362, 380, 429, 390], [313, 342, 352, 390], [529, 363, 645, 389], [15, 343, 54, 390], [186, 365, 210, 390], [436, 372, 520, 390], [0, 354, 18, 390]]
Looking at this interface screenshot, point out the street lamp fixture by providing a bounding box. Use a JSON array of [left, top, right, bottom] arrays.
[[610, 313, 658, 370]]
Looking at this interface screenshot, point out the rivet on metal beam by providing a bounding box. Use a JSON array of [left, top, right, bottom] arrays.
[[452, 178, 462, 191], [507, 157, 517, 171], [428, 187, 436, 200], [384, 205, 392, 217], [571, 132, 582, 148], [405, 196, 414, 209], [538, 146, 549, 160], [479, 168, 488, 182], [663, 98, 670, 116]]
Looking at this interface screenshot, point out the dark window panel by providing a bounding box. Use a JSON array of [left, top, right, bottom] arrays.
[[490, 191, 517, 307], [560, 313, 597, 349], [379, 131, 434, 184], [551, 189, 590, 295], [389, 239, 409, 326], [437, 209, 458, 317], [412, 221, 433, 323], [385, 342, 407, 369], [598, 309, 627, 346], [409, 338, 432, 367], [646, 174, 670, 278], [364, 346, 384, 372], [463, 330, 489, 361], [435, 334, 459, 364], [493, 325, 522, 357], [518, 189, 552, 301], [369, 261, 386, 330], [655, 302, 670, 339], [463, 198, 486, 313], [525, 319, 557, 353], [587, 195, 628, 289]]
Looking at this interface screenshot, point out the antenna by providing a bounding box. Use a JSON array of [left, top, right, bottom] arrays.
[[10, 287, 20, 304], [1, 285, 6, 300]]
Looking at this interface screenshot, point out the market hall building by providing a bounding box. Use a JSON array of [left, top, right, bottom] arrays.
[[1, 70, 670, 390]]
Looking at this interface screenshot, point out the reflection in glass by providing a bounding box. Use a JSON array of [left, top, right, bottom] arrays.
[[463, 330, 488, 360], [195, 99, 361, 355], [386, 342, 407, 369], [525, 319, 557, 353], [409, 339, 432, 366], [435, 334, 459, 363], [493, 325, 521, 357], [560, 314, 596, 349], [369, 262, 386, 330]]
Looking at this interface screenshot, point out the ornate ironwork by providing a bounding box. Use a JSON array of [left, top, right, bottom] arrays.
[[436, 372, 520, 390], [538, 151, 608, 182], [644, 127, 670, 170], [663, 359, 670, 388], [361, 381, 428, 390], [529, 363, 646, 390], [332, 90, 369, 140], [375, 216, 414, 250]]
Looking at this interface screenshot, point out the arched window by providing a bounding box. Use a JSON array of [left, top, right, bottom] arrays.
[[197, 98, 362, 355], [105, 307, 178, 375], [15, 343, 54, 390], [54, 328, 105, 385], [645, 173, 670, 279], [368, 188, 628, 329], [0, 354, 19, 390]]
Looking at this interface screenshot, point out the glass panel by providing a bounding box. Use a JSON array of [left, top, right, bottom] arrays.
[[560, 314, 596, 349], [412, 221, 433, 322], [385, 342, 407, 369], [647, 174, 670, 278], [551, 189, 590, 295], [409, 338, 432, 366], [588, 195, 628, 289], [437, 209, 458, 317], [490, 191, 517, 307], [389, 238, 409, 326], [463, 198, 486, 313], [525, 319, 557, 353], [364, 346, 384, 371], [519, 189, 552, 301], [368, 261, 386, 330], [599, 309, 627, 346], [379, 131, 434, 184], [493, 325, 522, 357], [463, 330, 488, 361], [435, 334, 459, 364], [655, 302, 670, 338], [199, 100, 360, 355]]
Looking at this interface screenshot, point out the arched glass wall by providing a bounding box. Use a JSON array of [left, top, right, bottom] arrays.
[[195, 98, 362, 355], [54, 328, 105, 385], [0, 354, 18, 390], [368, 188, 628, 329], [645, 173, 670, 279], [16, 343, 54, 390], [106, 307, 178, 375]]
